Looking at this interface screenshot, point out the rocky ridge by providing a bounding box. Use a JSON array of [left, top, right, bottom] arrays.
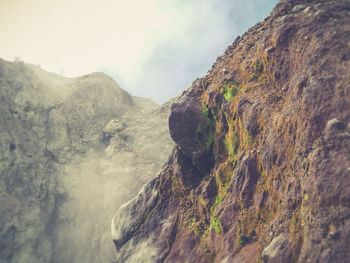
[[112, 0, 350, 262], [0, 58, 173, 263]]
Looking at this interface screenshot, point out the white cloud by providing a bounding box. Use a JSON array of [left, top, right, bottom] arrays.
[[0, 0, 277, 103]]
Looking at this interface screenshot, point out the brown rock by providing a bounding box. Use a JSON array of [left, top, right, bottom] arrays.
[[112, 0, 350, 262], [262, 233, 292, 263]]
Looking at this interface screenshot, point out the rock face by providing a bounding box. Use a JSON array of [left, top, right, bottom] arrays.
[[112, 0, 350, 262], [262, 233, 291, 263], [0, 58, 174, 263]]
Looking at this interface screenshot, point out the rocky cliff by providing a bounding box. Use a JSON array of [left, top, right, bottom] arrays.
[[112, 0, 350, 262], [0, 59, 173, 263]]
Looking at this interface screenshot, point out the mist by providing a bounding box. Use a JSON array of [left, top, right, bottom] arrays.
[[52, 148, 139, 262], [0, 0, 277, 103], [50, 100, 174, 262], [0, 59, 174, 262]]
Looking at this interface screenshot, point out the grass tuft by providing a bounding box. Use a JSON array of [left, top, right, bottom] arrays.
[[209, 215, 221, 234]]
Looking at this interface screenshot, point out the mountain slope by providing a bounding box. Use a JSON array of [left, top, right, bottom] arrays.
[[112, 0, 350, 262], [0, 59, 173, 263]]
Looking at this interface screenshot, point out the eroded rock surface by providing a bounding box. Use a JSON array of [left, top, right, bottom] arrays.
[[112, 0, 350, 262], [262, 233, 291, 263]]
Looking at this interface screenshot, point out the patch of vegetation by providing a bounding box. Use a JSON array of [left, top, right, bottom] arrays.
[[169, 173, 184, 194], [209, 168, 233, 215], [246, 133, 254, 146], [224, 118, 239, 161], [188, 216, 203, 237], [198, 195, 207, 207], [221, 83, 241, 102], [209, 215, 221, 234], [214, 192, 227, 206], [202, 109, 209, 118], [199, 109, 216, 152], [218, 169, 232, 189], [238, 231, 256, 246], [206, 132, 215, 151], [225, 132, 239, 160], [255, 60, 263, 74], [243, 129, 254, 147], [249, 60, 264, 81], [239, 238, 246, 245]]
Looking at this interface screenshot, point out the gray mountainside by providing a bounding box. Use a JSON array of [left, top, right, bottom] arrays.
[[0, 58, 174, 263]]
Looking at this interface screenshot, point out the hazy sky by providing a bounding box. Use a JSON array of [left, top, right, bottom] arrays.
[[0, 0, 277, 104]]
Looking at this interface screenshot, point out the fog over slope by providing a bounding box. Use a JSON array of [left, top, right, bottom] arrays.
[[0, 58, 174, 263]]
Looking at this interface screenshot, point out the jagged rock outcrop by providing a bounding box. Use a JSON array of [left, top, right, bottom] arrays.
[[112, 0, 350, 262], [0, 59, 173, 263]]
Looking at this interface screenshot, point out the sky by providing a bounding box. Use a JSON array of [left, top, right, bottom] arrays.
[[0, 0, 278, 104]]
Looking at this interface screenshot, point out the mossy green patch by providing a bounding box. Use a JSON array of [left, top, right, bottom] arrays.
[[202, 109, 209, 118], [199, 109, 216, 153], [243, 129, 254, 147], [224, 118, 239, 161], [209, 215, 221, 234], [210, 169, 233, 214], [214, 192, 227, 206], [246, 133, 253, 146], [238, 231, 256, 246], [249, 60, 264, 81], [206, 132, 215, 151], [255, 60, 263, 74], [221, 83, 241, 102], [225, 131, 239, 160]]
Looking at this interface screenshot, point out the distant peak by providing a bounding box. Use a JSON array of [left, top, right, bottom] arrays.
[[82, 72, 114, 80]]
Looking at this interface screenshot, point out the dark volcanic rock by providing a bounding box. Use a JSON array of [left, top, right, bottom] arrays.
[[169, 83, 215, 173], [169, 86, 204, 159], [112, 0, 350, 262]]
